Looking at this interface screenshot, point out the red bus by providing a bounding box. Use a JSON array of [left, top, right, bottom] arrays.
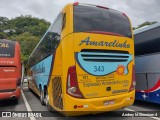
[[0, 39, 21, 101]]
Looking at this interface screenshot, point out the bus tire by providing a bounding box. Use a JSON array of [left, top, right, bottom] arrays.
[[44, 88, 48, 106], [13, 98, 18, 104], [40, 87, 45, 105], [45, 90, 54, 112], [47, 103, 54, 112]]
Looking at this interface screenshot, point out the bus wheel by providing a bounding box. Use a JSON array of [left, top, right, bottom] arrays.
[[13, 98, 18, 104], [46, 98, 54, 112], [44, 89, 48, 106], [45, 90, 54, 112], [40, 88, 45, 105], [47, 103, 54, 112]]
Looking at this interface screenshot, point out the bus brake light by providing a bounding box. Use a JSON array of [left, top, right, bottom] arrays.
[[96, 5, 109, 9], [122, 13, 129, 19], [67, 66, 84, 98], [17, 78, 21, 88], [73, 2, 79, 6]]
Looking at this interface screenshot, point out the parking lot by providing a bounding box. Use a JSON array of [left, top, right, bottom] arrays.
[[0, 82, 160, 120]]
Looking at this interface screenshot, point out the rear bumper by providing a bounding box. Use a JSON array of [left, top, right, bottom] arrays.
[[63, 90, 135, 116], [0, 87, 21, 100]]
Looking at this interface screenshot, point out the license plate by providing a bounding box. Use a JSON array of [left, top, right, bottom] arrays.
[[104, 100, 115, 106]]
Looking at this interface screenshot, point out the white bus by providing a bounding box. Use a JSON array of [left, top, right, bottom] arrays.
[[134, 22, 160, 104]]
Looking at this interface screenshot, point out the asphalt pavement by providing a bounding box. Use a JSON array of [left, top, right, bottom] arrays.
[[0, 82, 159, 120]]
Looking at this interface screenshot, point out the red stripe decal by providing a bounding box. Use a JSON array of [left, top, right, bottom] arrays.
[[136, 80, 160, 93]]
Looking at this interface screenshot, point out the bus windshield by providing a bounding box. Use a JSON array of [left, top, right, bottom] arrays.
[[74, 5, 132, 38], [0, 40, 15, 58]]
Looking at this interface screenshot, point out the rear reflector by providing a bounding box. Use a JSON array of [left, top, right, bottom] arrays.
[[74, 104, 89, 109], [126, 97, 134, 101], [17, 78, 21, 87]]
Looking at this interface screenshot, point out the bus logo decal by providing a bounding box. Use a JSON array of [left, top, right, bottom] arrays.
[[116, 65, 126, 76], [0, 42, 9, 48], [79, 37, 130, 48]]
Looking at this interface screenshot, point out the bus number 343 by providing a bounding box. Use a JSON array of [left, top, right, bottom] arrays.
[[94, 66, 104, 72]]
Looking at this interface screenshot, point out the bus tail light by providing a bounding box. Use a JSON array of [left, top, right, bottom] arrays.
[[67, 66, 84, 98], [17, 78, 21, 88], [129, 65, 136, 92]]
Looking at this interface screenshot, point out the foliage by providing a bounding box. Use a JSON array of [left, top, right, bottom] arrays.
[[7, 15, 50, 37], [8, 32, 39, 64], [0, 17, 9, 32], [0, 32, 7, 39], [0, 15, 50, 65], [133, 21, 157, 30]]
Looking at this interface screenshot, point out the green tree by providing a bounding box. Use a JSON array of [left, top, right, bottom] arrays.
[[0, 17, 9, 32], [0, 32, 7, 39], [134, 21, 157, 30], [9, 32, 39, 64], [0, 15, 50, 65], [7, 15, 50, 37]]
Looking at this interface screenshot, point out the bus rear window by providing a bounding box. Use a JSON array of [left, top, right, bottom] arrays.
[[74, 5, 132, 38], [0, 40, 15, 58]]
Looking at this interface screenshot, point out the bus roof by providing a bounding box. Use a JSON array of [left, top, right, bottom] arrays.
[[75, 3, 125, 15], [0, 39, 16, 44], [134, 22, 160, 35], [28, 2, 131, 62]]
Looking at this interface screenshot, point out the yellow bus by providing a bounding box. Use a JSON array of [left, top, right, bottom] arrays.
[[27, 2, 135, 116]]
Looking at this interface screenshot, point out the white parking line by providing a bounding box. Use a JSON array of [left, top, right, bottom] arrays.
[[22, 86, 29, 89], [124, 108, 160, 120], [21, 89, 36, 120]]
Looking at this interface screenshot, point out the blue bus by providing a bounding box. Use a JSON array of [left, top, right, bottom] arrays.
[[134, 22, 160, 104]]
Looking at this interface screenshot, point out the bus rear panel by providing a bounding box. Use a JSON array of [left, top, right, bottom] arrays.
[[47, 3, 135, 116], [0, 39, 21, 100]]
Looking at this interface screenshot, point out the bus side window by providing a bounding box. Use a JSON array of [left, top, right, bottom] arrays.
[[62, 13, 66, 30], [51, 13, 63, 52], [39, 31, 52, 59]]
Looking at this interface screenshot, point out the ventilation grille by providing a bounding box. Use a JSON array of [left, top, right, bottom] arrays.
[[81, 49, 130, 62]]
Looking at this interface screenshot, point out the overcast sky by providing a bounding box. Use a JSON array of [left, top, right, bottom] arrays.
[[0, 0, 160, 27]]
